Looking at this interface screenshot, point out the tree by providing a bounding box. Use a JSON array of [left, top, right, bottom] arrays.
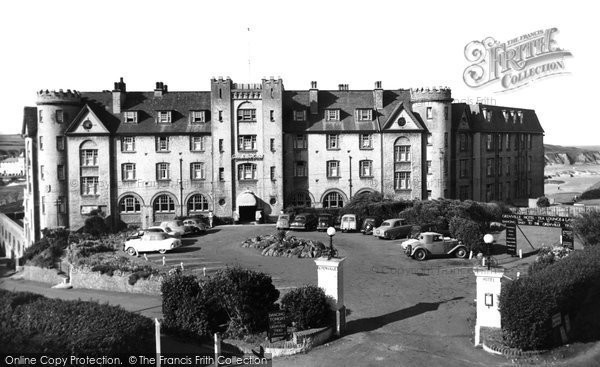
[[536, 196, 551, 208], [449, 216, 484, 252], [573, 211, 600, 248]]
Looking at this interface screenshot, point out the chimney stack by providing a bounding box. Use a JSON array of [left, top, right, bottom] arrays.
[[154, 81, 167, 97], [309, 81, 318, 115], [112, 77, 126, 114], [374, 81, 383, 110]]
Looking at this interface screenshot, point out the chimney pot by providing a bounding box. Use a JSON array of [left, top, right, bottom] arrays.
[[311, 81, 317, 89]]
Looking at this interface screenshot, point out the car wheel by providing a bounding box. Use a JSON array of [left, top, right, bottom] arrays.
[[126, 247, 137, 256], [159, 249, 167, 254], [414, 249, 427, 261], [455, 247, 468, 259]]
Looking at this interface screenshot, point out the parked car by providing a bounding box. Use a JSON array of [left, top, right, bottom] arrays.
[[123, 231, 182, 256], [404, 232, 467, 261], [290, 213, 317, 231], [276, 214, 291, 230], [317, 214, 335, 231], [361, 217, 382, 235], [340, 214, 358, 232], [159, 220, 193, 237], [183, 218, 207, 234], [373, 218, 412, 239], [413, 223, 451, 238], [147, 226, 182, 239]]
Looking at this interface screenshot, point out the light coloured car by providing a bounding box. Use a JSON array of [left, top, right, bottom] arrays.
[[183, 218, 207, 234], [276, 214, 291, 230], [123, 231, 182, 256], [147, 226, 182, 238], [159, 220, 193, 237], [340, 214, 358, 232], [373, 218, 412, 240]]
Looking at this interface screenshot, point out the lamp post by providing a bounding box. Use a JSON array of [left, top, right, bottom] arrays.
[[326, 226, 337, 259], [179, 153, 184, 217], [483, 234, 494, 270]]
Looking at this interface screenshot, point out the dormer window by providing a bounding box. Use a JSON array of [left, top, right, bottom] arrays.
[[157, 111, 172, 124], [124, 111, 138, 123], [487, 110, 492, 121], [502, 110, 508, 122], [190, 110, 206, 124], [293, 110, 306, 122], [518, 111, 523, 124], [325, 109, 340, 121], [356, 109, 373, 121], [510, 110, 516, 123]]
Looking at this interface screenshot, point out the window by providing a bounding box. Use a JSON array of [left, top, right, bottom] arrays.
[[157, 111, 172, 124], [323, 192, 344, 208], [39, 136, 44, 151], [356, 109, 372, 121], [122, 137, 135, 152], [270, 138, 275, 152], [190, 111, 206, 123], [219, 167, 224, 181], [498, 134, 503, 151], [122, 163, 136, 181], [486, 184, 494, 202], [57, 165, 65, 180], [120, 195, 141, 213], [156, 163, 170, 180], [359, 160, 372, 177], [40, 165, 44, 180], [506, 157, 511, 176], [459, 185, 469, 200], [124, 111, 138, 123], [270, 166, 276, 181], [444, 132, 448, 148], [238, 135, 257, 151], [427, 160, 432, 175], [293, 135, 307, 149], [188, 194, 208, 212], [270, 110, 275, 122], [459, 159, 468, 178], [394, 172, 411, 190], [325, 109, 340, 121], [486, 158, 494, 176], [514, 134, 518, 150], [190, 136, 204, 152], [56, 110, 64, 123], [327, 160, 340, 178], [219, 139, 224, 153], [444, 158, 448, 176], [505, 133, 510, 151], [426, 107, 432, 120], [394, 145, 411, 162], [41, 197, 45, 214], [57, 197, 66, 213], [191, 162, 205, 180], [38, 110, 43, 123], [293, 110, 306, 121], [291, 192, 311, 207], [238, 109, 256, 122], [459, 134, 468, 151], [56, 136, 65, 151], [327, 134, 339, 150], [81, 177, 99, 195], [360, 134, 372, 149], [528, 134, 532, 149], [81, 150, 98, 166], [154, 195, 175, 213], [486, 109, 493, 122], [444, 106, 448, 121], [156, 136, 169, 152], [294, 161, 307, 177], [486, 134, 493, 151], [218, 110, 223, 122], [427, 134, 432, 145], [502, 110, 508, 121], [238, 163, 257, 180]]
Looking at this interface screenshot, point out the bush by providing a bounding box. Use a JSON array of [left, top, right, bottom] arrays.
[[281, 285, 333, 331], [449, 217, 483, 252], [499, 246, 600, 350], [579, 188, 600, 201], [536, 196, 551, 208], [0, 289, 153, 354], [573, 211, 600, 248], [83, 215, 109, 236], [23, 228, 70, 268], [528, 245, 573, 274]]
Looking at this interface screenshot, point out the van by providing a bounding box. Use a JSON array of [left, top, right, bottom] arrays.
[[340, 214, 358, 232]]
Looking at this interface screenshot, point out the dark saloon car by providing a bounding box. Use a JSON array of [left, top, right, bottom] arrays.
[[290, 213, 317, 231], [317, 214, 335, 231], [361, 217, 382, 235]]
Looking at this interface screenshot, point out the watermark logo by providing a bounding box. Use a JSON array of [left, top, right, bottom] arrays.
[[463, 28, 572, 92]]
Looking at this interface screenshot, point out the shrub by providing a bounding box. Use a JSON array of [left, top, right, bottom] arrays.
[[536, 196, 551, 208], [449, 217, 483, 252], [499, 246, 600, 350], [0, 289, 153, 354], [528, 245, 573, 274], [573, 211, 600, 248], [579, 188, 600, 201], [83, 215, 109, 236], [23, 228, 70, 268], [281, 285, 333, 331]]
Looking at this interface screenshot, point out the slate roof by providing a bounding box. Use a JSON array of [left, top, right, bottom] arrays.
[[454, 103, 544, 133], [21, 106, 37, 137]]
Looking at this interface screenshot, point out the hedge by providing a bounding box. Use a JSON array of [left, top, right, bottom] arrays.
[[280, 285, 333, 331], [22, 228, 70, 268], [499, 246, 600, 350], [573, 211, 600, 248], [0, 289, 154, 354]]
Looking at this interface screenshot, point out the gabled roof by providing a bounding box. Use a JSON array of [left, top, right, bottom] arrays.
[[66, 104, 111, 135], [381, 101, 426, 131], [21, 106, 37, 137]]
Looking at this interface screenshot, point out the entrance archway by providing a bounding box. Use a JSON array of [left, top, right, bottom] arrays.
[[237, 190, 257, 222]]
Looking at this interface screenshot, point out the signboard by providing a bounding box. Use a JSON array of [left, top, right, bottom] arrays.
[[268, 311, 287, 342], [501, 214, 574, 255]]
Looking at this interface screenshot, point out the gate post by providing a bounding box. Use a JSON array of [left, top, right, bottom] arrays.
[[473, 266, 504, 346]]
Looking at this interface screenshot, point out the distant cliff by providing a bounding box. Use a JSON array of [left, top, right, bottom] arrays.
[[545, 144, 600, 165]]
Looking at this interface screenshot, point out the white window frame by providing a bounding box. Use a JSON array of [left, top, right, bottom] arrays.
[[360, 134, 372, 149], [56, 136, 65, 151], [156, 136, 170, 152], [154, 195, 174, 213], [426, 107, 432, 120], [81, 149, 98, 167], [120, 196, 140, 213], [56, 110, 64, 123], [394, 145, 411, 162], [124, 111, 138, 123], [188, 194, 208, 212], [323, 192, 343, 208], [238, 109, 256, 122], [294, 161, 307, 177], [122, 137, 135, 152], [238, 135, 257, 151], [190, 136, 204, 152], [190, 110, 206, 123], [325, 109, 340, 121], [293, 110, 306, 121], [122, 163, 136, 181], [326, 134, 339, 150], [394, 171, 411, 190], [359, 160, 372, 177], [191, 162, 205, 180], [57, 165, 65, 180], [356, 109, 372, 121], [238, 163, 257, 180], [293, 135, 307, 149], [157, 111, 172, 124], [156, 163, 170, 180], [81, 177, 99, 195], [327, 160, 340, 178]]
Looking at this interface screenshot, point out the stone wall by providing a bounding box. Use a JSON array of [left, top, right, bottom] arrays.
[[70, 265, 162, 295], [18, 265, 66, 285]]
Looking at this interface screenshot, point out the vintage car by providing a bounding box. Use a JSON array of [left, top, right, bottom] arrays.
[[123, 231, 182, 256], [290, 213, 317, 231], [276, 214, 291, 230], [361, 217, 382, 235], [182, 218, 207, 234], [373, 218, 412, 239], [404, 232, 468, 261], [317, 214, 335, 232], [159, 220, 193, 237], [147, 226, 182, 238], [340, 214, 358, 232]]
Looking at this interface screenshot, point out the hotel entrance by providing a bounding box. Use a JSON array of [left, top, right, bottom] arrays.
[[237, 190, 257, 223]]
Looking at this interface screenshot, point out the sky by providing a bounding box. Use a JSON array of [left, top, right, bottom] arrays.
[[0, 0, 597, 146]]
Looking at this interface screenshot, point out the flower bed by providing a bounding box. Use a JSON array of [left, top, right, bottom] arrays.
[[241, 232, 330, 258]]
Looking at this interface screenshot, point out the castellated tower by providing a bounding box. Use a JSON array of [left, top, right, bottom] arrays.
[[410, 87, 452, 199], [36, 89, 81, 230]]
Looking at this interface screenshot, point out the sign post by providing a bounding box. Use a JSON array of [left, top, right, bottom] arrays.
[[154, 318, 161, 367], [501, 214, 574, 253], [268, 311, 287, 342]]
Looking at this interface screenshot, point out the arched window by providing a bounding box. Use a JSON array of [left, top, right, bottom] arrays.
[[323, 192, 344, 208], [290, 192, 311, 207], [119, 195, 141, 213], [188, 194, 209, 212], [394, 137, 411, 162], [393, 137, 411, 191], [154, 195, 175, 213]]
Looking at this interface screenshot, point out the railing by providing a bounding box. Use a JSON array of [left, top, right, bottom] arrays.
[[511, 205, 599, 217]]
